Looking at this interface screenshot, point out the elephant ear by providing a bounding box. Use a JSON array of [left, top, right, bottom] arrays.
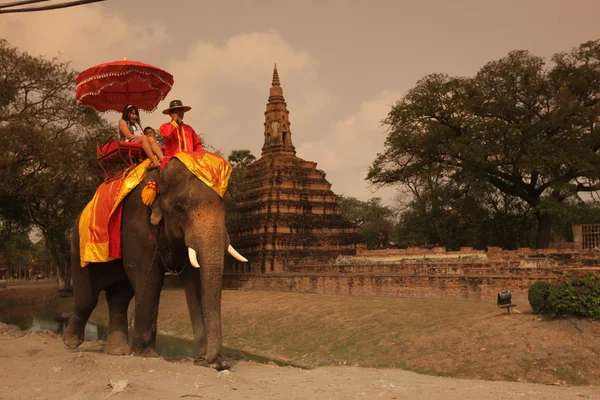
[[150, 198, 163, 225]]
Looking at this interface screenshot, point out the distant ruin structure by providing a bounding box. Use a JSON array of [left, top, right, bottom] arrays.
[[228, 64, 363, 273], [572, 223, 600, 250], [213, 70, 598, 301]]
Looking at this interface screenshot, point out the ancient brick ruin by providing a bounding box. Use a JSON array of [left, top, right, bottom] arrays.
[[572, 223, 600, 249], [227, 65, 363, 274], [223, 246, 600, 302], [222, 66, 600, 303]]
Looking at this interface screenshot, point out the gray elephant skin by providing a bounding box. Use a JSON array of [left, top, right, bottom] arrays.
[[63, 158, 244, 370]]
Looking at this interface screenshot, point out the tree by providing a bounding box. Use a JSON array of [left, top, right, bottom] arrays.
[[225, 149, 256, 233], [226, 149, 257, 197], [390, 166, 538, 249], [227, 149, 257, 169], [368, 40, 600, 248], [394, 178, 537, 250], [337, 196, 396, 249], [0, 39, 112, 287], [0, 219, 34, 279]]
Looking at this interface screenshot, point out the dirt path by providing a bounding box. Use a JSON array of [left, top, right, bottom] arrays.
[[1, 324, 598, 400]]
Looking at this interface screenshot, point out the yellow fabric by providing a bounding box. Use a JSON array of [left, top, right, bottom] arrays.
[[173, 151, 232, 198], [79, 159, 151, 267], [179, 124, 187, 152], [169, 120, 188, 152], [79, 151, 230, 267]]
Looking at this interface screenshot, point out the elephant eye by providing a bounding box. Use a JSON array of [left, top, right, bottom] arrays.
[[174, 203, 185, 212]]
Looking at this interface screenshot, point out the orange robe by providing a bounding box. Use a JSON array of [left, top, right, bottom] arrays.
[[159, 120, 203, 166]]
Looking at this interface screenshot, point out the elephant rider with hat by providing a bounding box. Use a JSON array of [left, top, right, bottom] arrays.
[[159, 100, 204, 166]]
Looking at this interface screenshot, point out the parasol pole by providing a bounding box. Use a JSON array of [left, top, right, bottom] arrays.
[[124, 57, 131, 109]]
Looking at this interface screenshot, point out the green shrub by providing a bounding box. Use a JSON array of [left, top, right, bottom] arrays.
[[547, 272, 600, 320], [528, 280, 552, 314]]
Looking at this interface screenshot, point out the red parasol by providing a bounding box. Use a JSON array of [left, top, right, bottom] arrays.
[[75, 59, 174, 113]]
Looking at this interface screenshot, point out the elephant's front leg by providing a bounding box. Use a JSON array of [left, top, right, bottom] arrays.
[[129, 265, 165, 357], [64, 263, 99, 349], [104, 284, 134, 355], [180, 266, 230, 370]]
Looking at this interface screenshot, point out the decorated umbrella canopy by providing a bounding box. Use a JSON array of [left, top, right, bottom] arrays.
[[75, 59, 174, 113]]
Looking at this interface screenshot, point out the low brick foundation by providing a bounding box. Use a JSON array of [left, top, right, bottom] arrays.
[[224, 273, 556, 302], [222, 248, 600, 302]]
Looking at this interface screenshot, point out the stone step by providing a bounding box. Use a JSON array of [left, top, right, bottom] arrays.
[[244, 272, 559, 279], [293, 261, 518, 269], [285, 264, 575, 276]]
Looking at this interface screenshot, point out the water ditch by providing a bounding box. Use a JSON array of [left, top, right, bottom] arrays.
[[0, 307, 298, 368]]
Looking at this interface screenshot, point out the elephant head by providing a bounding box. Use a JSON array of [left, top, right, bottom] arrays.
[[147, 153, 246, 365]]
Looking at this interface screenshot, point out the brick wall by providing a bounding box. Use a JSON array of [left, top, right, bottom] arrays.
[[223, 274, 552, 302], [222, 248, 600, 302]]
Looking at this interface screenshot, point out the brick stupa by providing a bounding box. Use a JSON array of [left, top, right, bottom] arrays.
[[228, 65, 363, 273]]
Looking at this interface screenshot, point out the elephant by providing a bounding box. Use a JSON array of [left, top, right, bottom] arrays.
[[62, 155, 246, 370]]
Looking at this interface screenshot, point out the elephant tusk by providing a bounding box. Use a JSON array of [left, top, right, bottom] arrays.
[[228, 245, 248, 262], [188, 247, 201, 269]]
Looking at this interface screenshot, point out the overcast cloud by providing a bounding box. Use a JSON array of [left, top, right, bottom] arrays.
[[1, 0, 599, 205]]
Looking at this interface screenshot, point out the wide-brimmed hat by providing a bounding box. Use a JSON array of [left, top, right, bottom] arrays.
[[162, 99, 192, 115]]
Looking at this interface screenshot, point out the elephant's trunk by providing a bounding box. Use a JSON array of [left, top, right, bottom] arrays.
[[198, 249, 224, 363], [186, 211, 226, 364]]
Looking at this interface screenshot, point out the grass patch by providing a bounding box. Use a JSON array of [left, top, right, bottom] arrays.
[[7, 285, 600, 386]]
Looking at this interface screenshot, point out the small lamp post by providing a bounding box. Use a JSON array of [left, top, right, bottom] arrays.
[[497, 290, 516, 315]]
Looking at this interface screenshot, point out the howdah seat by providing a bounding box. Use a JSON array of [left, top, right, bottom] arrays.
[[96, 138, 165, 181]]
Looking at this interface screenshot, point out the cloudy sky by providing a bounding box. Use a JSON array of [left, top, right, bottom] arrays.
[[1, 0, 599, 205]]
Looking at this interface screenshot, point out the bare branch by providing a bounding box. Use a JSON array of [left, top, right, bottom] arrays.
[[0, 0, 49, 9], [0, 0, 105, 13]]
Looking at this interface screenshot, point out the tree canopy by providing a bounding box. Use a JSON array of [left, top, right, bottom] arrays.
[[225, 149, 257, 234], [336, 196, 396, 249], [227, 149, 257, 169], [0, 39, 112, 285], [368, 40, 600, 248]]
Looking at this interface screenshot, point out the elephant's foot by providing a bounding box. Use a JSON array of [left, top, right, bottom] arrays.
[[131, 347, 161, 358], [63, 333, 84, 349], [194, 356, 231, 371], [62, 324, 84, 349], [104, 342, 130, 356], [104, 331, 130, 355]]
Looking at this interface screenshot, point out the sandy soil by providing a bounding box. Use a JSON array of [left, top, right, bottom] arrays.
[[1, 324, 598, 400]]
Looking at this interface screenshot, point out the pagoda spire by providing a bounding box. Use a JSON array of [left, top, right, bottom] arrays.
[[272, 63, 280, 86], [262, 63, 296, 156]]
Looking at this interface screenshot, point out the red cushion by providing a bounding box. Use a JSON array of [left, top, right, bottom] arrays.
[[99, 141, 144, 153], [98, 141, 144, 161], [99, 141, 118, 154], [97, 140, 164, 163]]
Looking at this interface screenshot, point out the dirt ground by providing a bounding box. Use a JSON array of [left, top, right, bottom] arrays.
[[1, 282, 600, 399], [1, 325, 599, 400]]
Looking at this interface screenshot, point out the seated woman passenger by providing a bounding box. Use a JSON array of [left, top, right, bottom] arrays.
[[118, 105, 164, 167]]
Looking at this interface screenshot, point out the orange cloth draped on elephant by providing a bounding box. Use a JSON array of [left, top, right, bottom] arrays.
[[79, 159, 151, 267], [79, 151, 230, 267], [172, 151, 231, 198]]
